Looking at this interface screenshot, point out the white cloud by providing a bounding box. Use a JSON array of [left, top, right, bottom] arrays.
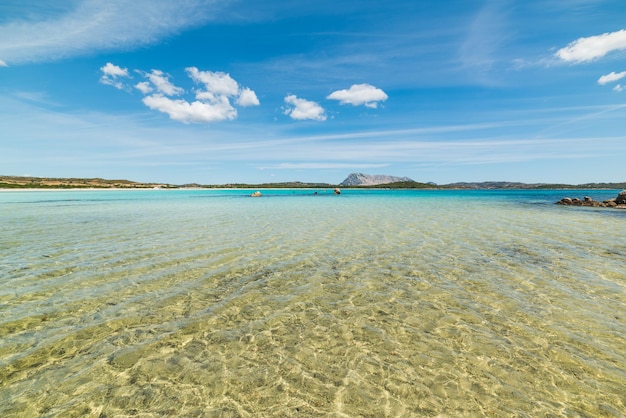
[[0, 60, 8, 67], [614, 84, 624, 92], [99, 62, 130, 90], [187, 67, 239, 96], [237, 87, 260, 107], [597, 71, 626, 85], [186, 67, 260, 107], [0, 0, 222, 65], [127, 66, 259, 123], [101, 62, 129, 78], [134, 81, 153, 94], [556, 29, 626, 63], [284, 95, 326, 121], [144, 70, 184, 96], [142, 94, 237, 124], [327, 83, 388, 108]]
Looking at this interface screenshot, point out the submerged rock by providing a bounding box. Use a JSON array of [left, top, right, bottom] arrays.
[[556, 190, 626, 209]]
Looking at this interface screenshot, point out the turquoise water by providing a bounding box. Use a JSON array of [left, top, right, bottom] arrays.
[[1, 189, 624, 417]]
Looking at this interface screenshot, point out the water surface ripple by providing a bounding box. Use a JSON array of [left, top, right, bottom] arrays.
[[1, 189, 624, 417]]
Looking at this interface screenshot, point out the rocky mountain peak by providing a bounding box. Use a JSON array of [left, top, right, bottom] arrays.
[[339, 172, 415, 186]]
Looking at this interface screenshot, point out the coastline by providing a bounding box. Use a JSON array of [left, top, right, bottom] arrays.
[[2, 175, 626, 191]]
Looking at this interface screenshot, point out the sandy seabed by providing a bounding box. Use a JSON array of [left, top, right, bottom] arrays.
[[1, 189, 624, 417]]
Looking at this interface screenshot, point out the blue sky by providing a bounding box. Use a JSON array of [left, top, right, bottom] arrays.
[[1, 0, 625, 185]]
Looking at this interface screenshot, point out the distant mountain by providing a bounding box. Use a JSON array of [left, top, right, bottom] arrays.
[[340, 172, 415, 186]]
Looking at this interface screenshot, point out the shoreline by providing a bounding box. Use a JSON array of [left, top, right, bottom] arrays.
[[1, 187, 624, 192], [2, 176, 626, 192]]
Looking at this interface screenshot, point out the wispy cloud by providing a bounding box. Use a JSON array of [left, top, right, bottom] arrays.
[[327, 84, 388, 108], [597, 71, 626, 85], [458, 1, 511, 84], [4, 91, 626, 184], [0, 0, 224, 65], [283, 95, 326, 121], [258, 162, 389, 170], [556, 29, 626, 63], [597, 71, 626, 92]]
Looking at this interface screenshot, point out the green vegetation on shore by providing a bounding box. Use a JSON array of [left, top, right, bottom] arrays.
[[1, 175, 625, 190], [0, 176, 169, 189], [204, 181, 335, 189]]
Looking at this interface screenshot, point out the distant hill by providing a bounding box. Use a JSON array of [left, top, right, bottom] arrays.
[[0, 175, 169, 189], [211, 181, 334, 189], [340, 173, 415, 186], [1, 175, 624, 190], [444, 181, 539, 189]]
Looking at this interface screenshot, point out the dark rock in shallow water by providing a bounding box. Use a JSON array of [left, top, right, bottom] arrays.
[[556, 190, 626, 209]]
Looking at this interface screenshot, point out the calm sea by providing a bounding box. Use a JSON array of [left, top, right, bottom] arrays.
[[1, 189, 624, 417]]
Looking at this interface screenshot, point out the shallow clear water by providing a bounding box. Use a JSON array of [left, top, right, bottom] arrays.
[[1, 189, 624, 417]]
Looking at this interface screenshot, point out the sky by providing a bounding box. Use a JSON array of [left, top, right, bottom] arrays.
[[1, 0, 626, 185]]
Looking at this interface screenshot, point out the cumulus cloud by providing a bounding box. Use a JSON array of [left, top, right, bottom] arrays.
[[556, 29, 626, 63], [101, 62, 260, 123], [327, 83, 388, 108], [99, 62, 130, 90], [144, 70, 184, 96], [142, 94, 236, 124], [101, 62, 129, 77], [598, 71, 626, 85], [187, 67, 239, 96], [107, 65, 261, 124], [186, 67, 259, 106], [284, 95, 326, 121], [614, 84, 624, 92], [134, 81, 153, 94], [237, 87, 260, 107]]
